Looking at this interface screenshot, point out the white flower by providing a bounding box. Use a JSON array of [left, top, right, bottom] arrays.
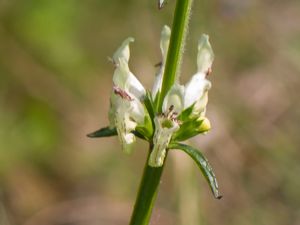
[[184, 34, 213, 117], [164, 34, 213, 118], [107, 27, 214, 165], [149, 34, 214, 167], [109, 37, 146, 154], [149, 84, 183, 167]]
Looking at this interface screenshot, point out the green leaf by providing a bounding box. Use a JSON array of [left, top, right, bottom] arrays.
[[169, 142, 222, 199], [153, 90, 161, 113], [87, 127, 117, 138], [144, 91, 155, 121], [134, 91, 155, 140], [87, 126, 147, 141], [135, 125, 151, 141]]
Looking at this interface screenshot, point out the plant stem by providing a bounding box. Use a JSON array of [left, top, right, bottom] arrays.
[[129, 0, 194, 224], [129, 146, 167, 225], [157, 0, 194, 111]]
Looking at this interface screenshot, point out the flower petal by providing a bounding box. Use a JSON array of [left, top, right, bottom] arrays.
[[197, 34, 214, 74], [110, 89, 147, 154], [184, 73, 211, 113], [113, 98, 138, 154], [112, 99, 144, 153], [113, 57, 145, 99], [112, 37, 134, 65], [162, 83, 184, 114], [152, 25, 171, 98]]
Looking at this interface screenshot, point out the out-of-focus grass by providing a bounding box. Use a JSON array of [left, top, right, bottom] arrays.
[[1, 0, 300, 224]]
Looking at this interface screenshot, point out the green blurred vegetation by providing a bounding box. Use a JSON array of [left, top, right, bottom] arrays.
[[1, 0, 300, 224]]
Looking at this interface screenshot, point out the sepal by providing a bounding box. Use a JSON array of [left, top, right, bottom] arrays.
[[172, 117, 211, 141], [149, 116, 179, 167]]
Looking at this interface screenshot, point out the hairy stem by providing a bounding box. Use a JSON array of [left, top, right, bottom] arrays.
[[157, 0, 194, 111], [129, 147, 166, 225]]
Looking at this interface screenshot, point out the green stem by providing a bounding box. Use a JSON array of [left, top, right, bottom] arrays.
[[129, 147, 167, 225], [129, 1, 194, 224], [157, 0, 194, 111]]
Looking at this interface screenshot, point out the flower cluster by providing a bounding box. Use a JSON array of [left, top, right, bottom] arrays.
[[88, 25, 221, 198], [106, 25, 214, 167]]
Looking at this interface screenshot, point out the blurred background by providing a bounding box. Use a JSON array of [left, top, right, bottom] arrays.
[[0, 0, 300, 224]]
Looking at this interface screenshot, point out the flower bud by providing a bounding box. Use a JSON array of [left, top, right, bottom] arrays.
[[196, 117, 211, 133]]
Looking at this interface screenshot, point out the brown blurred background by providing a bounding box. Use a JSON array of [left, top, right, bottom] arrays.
[[1, 0, 300, 224]]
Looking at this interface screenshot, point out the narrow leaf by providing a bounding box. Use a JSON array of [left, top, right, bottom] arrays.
[[144, 91, 155, 123], [87, 126, 147, 141], [134, 128, 149, 141], [87, 127, 117, 138], [169, 142, 222, 199]]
